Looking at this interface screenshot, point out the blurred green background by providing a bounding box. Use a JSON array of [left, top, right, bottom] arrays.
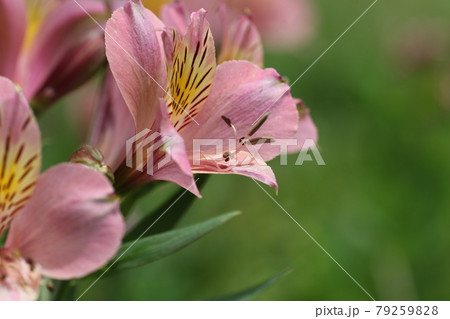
[[39, 0, 450, 300]]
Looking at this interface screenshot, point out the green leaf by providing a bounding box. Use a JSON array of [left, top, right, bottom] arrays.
[[109, 211, 241, 273], [209, 268, 292, 301], [124, 176, 210, 241]]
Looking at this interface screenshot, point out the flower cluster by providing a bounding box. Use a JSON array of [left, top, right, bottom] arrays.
[[0, 0, 317, 300]]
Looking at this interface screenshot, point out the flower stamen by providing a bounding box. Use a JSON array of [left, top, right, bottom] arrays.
[[221, 115, 238, 141], [245, 137, 276, 145], [248, 112, 270, 136]]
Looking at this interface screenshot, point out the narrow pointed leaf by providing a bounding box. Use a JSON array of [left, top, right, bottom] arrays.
[[108, 211, 241, 274], [209, 268, 292, 301]]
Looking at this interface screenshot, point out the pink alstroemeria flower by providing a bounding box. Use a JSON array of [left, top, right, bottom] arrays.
[[0, 0, 109, 109], [103, 1, 317, 195], [86, 1, 263, 189], [86, 0, 262, 172], [0, 77, 125, 300]]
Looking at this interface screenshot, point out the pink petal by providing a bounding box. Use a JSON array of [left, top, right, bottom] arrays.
[[191, 150, 277, 188], [225, 0, 316, 49], [164, 9, 216, 132], [116, 99, 200, 197], [105, 0, 166, 133], [160, 0, 190, 35], [231, 165, 277, 188], [5, 163, 125, 280], [0, 0, 26, 80], [184, 0, 316, 49], [182, 60, 299, 162], [289, 105, 319, 154], [0, 77, 41, 237], [89, 70, 136, 171], [18, 0, 107, 104], [218, 9, 263, 67], [183, 0, 224, 41], [149, 100, 200, 196]]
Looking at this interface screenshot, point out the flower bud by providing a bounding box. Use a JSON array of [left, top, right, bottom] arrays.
[[69, 145, 115, 184]]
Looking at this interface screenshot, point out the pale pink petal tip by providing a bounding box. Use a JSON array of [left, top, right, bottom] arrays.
[[105, 0, 166, 133]]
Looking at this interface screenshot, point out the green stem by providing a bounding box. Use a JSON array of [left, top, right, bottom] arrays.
[[120, 182, 160, 217], [52, 280, 75, 301]]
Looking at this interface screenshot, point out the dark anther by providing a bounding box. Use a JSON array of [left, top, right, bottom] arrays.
[[25, 257, 35, 271], [246, 137, 275, 145], [248, 112, 270, 136], [221, 115, 232, 127]]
